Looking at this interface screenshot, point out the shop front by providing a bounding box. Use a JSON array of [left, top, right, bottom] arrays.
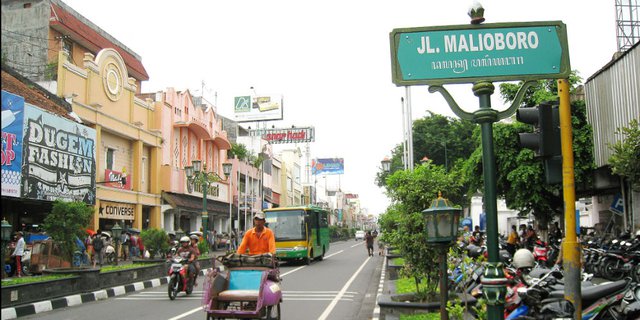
[[162, 192, 235, 235]]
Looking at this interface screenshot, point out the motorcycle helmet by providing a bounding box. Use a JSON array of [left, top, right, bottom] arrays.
[[179, 236, 190, 243], [512, 249, 535, 269]]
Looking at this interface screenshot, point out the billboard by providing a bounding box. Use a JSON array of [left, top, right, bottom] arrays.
[[249, 127, 315, 144], [234, 95, 284, 122], [22, 103, 97, 204], [2, 90, 25, 197], [312, 158, 344, 175]]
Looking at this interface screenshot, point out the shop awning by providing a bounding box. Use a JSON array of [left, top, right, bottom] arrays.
[[162, 192, 235, 214]]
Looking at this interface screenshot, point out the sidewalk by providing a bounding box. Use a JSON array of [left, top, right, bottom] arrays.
[[1, 247, 229, 319]]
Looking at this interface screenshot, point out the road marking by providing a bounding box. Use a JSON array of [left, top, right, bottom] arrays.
[[351, 243, 364, 248], [317, 256, 371, 320], [167, 306, 202, 320]]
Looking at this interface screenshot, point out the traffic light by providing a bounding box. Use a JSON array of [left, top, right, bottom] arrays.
[[516, 101, 562, 184]]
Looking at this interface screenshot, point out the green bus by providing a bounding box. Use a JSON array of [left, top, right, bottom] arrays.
[[264, 206, 330, 265]]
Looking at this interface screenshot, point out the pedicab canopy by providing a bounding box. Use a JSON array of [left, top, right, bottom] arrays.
[[422, 192, 461, 244]]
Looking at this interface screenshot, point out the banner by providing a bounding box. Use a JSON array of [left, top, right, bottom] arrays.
[[99, 200, 135, 220], [1, 91, 25, 197], [22, 104, 97, 204], [233, 95, 284, 122], [249, 127, 315, 144], [312, 158, 344, 175]]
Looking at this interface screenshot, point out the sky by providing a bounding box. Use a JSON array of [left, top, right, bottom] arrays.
[[60, 0, 619, 216]]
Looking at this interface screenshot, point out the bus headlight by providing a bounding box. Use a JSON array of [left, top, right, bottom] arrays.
[[293, 246, 307, 252]]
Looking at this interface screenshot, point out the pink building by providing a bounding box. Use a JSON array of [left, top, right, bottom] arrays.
[[152, 88, 233, 235]]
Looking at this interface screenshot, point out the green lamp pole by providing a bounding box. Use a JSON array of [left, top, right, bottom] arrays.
[[1, 218, 12, 279], [185, 160, 223, 234]]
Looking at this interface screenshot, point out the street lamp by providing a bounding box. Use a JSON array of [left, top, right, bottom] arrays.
[[422, 192, 461, 320], [381, 157, 391, 173], [185, 160, 224, 235], [175, 228, 185, 240], [111, 222, 122, 265], [222, 162, 233, 245], [1, 218, 12, 279]]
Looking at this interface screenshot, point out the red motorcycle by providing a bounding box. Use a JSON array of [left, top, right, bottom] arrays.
[[532, 240, 548, 267], [167, 256, 194, 300]]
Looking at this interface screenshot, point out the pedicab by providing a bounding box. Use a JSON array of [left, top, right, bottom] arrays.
[[203, 253, 282, 319]]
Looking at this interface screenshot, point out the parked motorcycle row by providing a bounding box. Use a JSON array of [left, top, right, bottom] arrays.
[[450, 234, 640, 319]]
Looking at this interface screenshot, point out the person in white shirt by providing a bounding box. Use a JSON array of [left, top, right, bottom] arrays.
[[12, 231, 25, 277]]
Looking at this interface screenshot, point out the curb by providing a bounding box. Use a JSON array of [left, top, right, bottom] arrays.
[[1, 268, 211, 319]]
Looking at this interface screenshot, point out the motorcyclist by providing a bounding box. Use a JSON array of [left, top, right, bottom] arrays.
[[176, 236, 197, 282], [190, 234, 201, 284], [237, 212, 276, 255]]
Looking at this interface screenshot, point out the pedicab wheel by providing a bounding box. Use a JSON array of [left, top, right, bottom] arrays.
[[264, 303, 281, 320], [168, 275, 178, 300]]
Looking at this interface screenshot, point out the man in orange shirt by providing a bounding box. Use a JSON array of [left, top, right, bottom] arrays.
[[237, 212, 276, 255]]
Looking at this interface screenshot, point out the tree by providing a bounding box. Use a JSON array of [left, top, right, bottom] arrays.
[[376, 112, 476, 187], [380, 161, 465, 300], [42, 200, 93, 265], [608, 119, 640, 191], [140, 228, 170, 259]]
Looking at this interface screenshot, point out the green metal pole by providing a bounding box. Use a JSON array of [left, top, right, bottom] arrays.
[[440, 245, 449, 320], [202, 180, 208, 233], [473, 81, 506, 320]]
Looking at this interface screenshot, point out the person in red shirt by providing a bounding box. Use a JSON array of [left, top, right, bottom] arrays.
[[237, 212, 276, 255]]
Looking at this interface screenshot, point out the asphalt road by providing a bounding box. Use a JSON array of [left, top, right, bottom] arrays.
[[21, 239, 384, 320]]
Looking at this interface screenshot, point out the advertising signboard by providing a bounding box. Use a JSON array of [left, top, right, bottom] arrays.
[[390, 21, 570, 86], [249, 127, 315, 144], [99, 200, 135, 221], [312, 158, 344, 175], [104, 169, 132, 190], [234, 95, 284, 122], [1, 90, 25, 197], [22, 103, 97, 204]]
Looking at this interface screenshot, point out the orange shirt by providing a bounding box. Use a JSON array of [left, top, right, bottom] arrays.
[[237, 227, 276, 255]]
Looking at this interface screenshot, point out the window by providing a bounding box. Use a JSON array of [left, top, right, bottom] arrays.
[[106, 148, 115, 170], [62, 38, 73, 56], [141, 156, 147, 184]]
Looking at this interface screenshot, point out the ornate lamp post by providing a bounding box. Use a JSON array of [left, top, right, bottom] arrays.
[[222, 162, 233, 244], [1, 218, 12, 278], [422, 193, 461, 320], [175, 228, 185, 241], [184, 160, 224, 235], [111, 222, 122, 265], [381, 157, 391, 173]]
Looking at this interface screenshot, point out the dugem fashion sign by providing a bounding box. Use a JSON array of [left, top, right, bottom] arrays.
[[390, 21, 570, 85]]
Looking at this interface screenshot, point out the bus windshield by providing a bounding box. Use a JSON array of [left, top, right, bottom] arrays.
[[267, 210, 306, 241]]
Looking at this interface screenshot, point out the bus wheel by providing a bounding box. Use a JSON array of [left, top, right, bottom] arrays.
[[317, 248, 325, 261], [304, 254, 311, 265]]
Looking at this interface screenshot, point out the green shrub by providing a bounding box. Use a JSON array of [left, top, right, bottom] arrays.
[[140, 228, 169, 258], [42, 200, 93, 263]]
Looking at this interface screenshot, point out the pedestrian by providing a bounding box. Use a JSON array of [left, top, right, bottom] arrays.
[[518, 224, 527, 248], [85, 234, 94, 264], [121, 232, 130, 261], [378, 237, 385, 256], [365, 231, 374, 257], [130, 232, 138, 258], [138, 234, 145, 259], [471, 225, 483, 246], [92, 230, 104, 267], [506, 225, 519, 255], [11, 231, 25, 277], [525, 225, 538, 250]]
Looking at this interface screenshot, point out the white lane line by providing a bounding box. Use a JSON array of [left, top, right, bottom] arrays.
[[167, 306, 202, 320], [317, 256, 371, 320]]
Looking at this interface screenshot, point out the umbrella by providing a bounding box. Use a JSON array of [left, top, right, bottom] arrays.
[[101, 231, 112, 238], [190, 231, 203, 237], [128, 228, 141, 234], [86, 229, 96, 236]]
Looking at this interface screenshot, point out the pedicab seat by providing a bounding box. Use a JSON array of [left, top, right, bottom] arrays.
[[217, 269, 263, 302]]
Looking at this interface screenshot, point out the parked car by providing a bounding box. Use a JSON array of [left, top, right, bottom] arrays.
[[355, 230, 365, 241]]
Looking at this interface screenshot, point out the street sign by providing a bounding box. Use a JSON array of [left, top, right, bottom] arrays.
[[390, 21, 570, 86]]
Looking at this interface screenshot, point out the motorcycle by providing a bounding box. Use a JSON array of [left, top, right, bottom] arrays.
[[532, 239, 549, 268], [167, 256, 194, 300]]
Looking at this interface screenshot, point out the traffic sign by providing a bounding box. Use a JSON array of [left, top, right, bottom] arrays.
[[390, 21, 570, 86]]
